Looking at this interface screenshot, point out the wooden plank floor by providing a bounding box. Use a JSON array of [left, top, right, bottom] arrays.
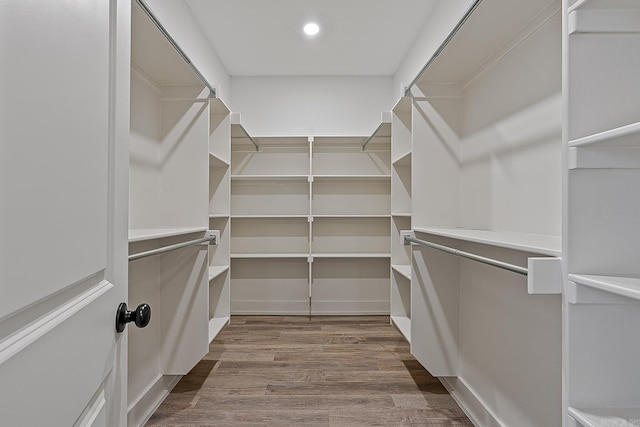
[[146, 316, 472, 426]]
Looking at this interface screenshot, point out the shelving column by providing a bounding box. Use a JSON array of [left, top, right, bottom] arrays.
[[564, 1, 640, 425], [390, 98, 413, 342]]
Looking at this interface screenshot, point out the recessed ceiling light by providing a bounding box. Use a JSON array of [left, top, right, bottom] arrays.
[[303, 22, 320, 36]]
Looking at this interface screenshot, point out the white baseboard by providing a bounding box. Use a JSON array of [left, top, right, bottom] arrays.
[[439, 376, 504, 427], [127, 374, 181, 427]]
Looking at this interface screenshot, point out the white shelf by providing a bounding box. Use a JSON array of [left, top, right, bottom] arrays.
[[208, 265, 230, 281], [209, 213, 230, 219], [231, 253, 309, 259], [313, 214, 390, 219], [568, 407, 640, 427], [569, 122, 640, 148], [390, 315, 411, 344], [392, 151, 412, 166], [231, 174, 308, 181], [391, 212, 412, 218], [412, 227, 561, 256], [128, 227, 209, 243], [569, 0, 640, 13], [232, 214, 309, 219], [208, 316, 229, 344], [391, 264, 412, 280], [569, 274, 640, 302], [209, 152, 230, 167], [313, 174, 391, 180], [312, 253, 391, 259]]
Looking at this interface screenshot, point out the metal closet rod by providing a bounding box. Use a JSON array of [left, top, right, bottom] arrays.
[[404, 0, 484, 97], [361, 122, 387, 151], [404, 235, 528, 276], [135, 0, 217, 98], [129, 234, 216, 262]]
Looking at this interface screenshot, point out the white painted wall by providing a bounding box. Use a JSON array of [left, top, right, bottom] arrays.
[[230, 76, 393, 136], [145, 0, 232, 101], [393, 0, 476, 101]]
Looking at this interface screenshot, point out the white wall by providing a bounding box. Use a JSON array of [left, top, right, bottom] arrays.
[[145, 0, 232, 102], [393, 0, 476, 101], [231, 76, 393, 136]]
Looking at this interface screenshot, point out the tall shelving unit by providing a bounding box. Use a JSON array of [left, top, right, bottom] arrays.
[[390, 97, 413, 342], [402, 0, 564, 425], [564, 1, 640, 425], [207, 98, 232, 343], [229, 127, 391, 315], [127, 2, 228, 424]]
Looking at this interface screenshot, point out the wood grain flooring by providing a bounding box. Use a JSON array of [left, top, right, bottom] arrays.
[[146, 316, 472, 426]]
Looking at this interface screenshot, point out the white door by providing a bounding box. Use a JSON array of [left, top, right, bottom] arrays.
[[0, 1, 131, 426]]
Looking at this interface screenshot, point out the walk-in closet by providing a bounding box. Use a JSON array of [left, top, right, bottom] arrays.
[[3, 0, 640, 425]]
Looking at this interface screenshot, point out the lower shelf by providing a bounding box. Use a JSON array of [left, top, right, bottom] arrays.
[[208, 316, 229, 344], [313, 253, 391, 258], [390, 315, 411, 343], [569, 407, 640, 427]]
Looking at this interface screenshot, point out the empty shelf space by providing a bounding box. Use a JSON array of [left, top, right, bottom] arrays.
[[570, 122, 640, 148], [128, 227, 209, 242], [231, 253, 309, 259], [208, 265, 230, 281], [312, 253, 391, 259], [390, 315, 411, 343], [208, 316, 230, 344], [391, 212, 412, 217], [209, 152, 230, 167], [209, 213, 230, 218], [569, 274, 640, 302], [413, 227, 561, 256], [568, 407, 640, 427], [392, 151, 412, 166], [392, 264, 412, 280], [231, 174, 309, 181]]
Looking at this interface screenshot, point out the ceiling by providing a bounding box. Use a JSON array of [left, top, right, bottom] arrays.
[[185, 0, 439, 76]]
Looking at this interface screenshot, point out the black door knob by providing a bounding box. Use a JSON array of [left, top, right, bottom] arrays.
[[115, 302, 151, 333]]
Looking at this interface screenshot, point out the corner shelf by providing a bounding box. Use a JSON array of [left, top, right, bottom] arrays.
[[128, 227, 209, 243], [568, 274, 640, 302], [568, 407, 640, 427], [413, 227, 561, 257]]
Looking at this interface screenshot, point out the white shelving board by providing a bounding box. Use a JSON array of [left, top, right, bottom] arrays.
[[231, 253, 310, 259], [313, 214, 390, 219], [209, 214, 230, 218], [232, 214, 310, 219], [208, 317, 229, 344], [568, 274, 640, 302], [209, 152, 230, 166], [208, 265, 230, 281], [391, 213, 412, 218], [312, 253, 391, 259], [413, 227, 561, 256], [568, 407, 640, 427], [569, 122, 640, 148], [313, 175, 391, 180], [392, 264, 412, 280], [392, 151, 412, 166], [128, 227, 209, 243], [391, 315, 411, 343], [231, 175, 309, 181]]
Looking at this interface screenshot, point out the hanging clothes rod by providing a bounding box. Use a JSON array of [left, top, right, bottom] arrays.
[[404, 0, 483, 97], [129, 234, 216, 262], [404, 235, 528, 276], [236, 123, 260, 151], [361, 122, 386, 151], [135, 0, 217, 98]]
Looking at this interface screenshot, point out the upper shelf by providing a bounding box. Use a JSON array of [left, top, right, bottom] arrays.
[[415, 0, 560, 88], [569, 122, 640, 148], [568, 407, 640, 427], [231, 174, 309, 181], [128, 227, 208, 243], [413, 227, 561, 256], [313, 175, 391, 181], [569, 0, 640, 12]]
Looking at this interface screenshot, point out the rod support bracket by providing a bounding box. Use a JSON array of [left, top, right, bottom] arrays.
[[205, 230, 219, 245]]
